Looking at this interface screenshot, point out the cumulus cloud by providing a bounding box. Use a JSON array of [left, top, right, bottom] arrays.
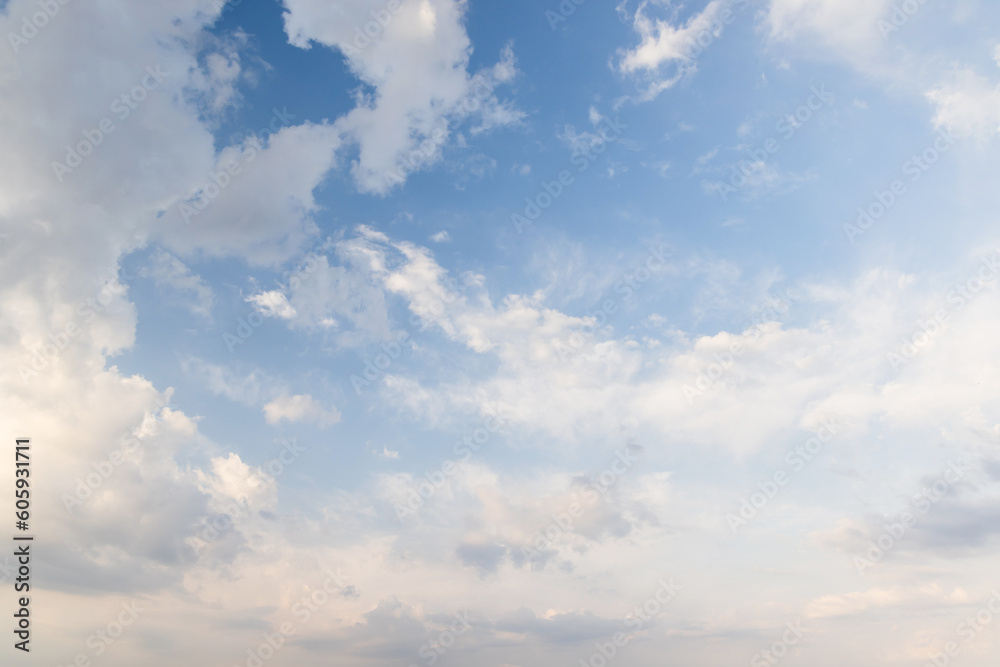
[[157, 121, 342, 266], [281, 0, 522, 193], [322, 234, 1000, 475], [0, 0, 250, 602], [4, 1, 1000, 664]]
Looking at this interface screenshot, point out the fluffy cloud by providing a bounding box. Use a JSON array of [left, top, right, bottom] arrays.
[[281, 0, 522, 193], [3, 1, 1000, 664], [342, 235, 1000, 474], [618, 0, 729, 100], [619, 0, 725, 84], [0, 0, 348, 620], [157, 121, 342, 266]]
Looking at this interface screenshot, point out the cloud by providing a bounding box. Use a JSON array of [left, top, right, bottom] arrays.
[[182, 359, 339, 427], [348, 235, 1000, 470], [157, 121, 342, 266], [186, 30, 249, 119], [3, 1, 1000, 663], [281, 0, 522, 193], [495, 607, 622, 643], [765, 0, 894, 62], [805, 584, 972, 619], [618, 0, 727, 99], [246, 232, 398, 345], [198, 452, 277, 508], [0, 0, 251, 600], [926, 67, 1000, 140], [558, 110, 625, 159], [263, 393, 341, 427], [246, 289, 297, 320], [456, 540, 507, 574]]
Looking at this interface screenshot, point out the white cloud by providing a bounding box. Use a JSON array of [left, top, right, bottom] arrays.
[[620, 0, 724, 71], [197, 452, 277, 508], [618, 0, 727, 99], [765, 0, 894, 61], [246, 289, 297, 320], [186, 31, 249, 119], [262, 393, 341, 427], [926, 68, 1000, 140], [281, 0, 522, 194], [246, 232, 397, 345], [0, 0, 248, 606], [182, 361, 340, 428], [345, 235, 1000, 472], [763, 2, 1000, 147], [3, 1, 1000, 663]]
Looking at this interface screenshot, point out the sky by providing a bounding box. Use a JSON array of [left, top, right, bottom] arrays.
[[2, 0, 1000, 665]]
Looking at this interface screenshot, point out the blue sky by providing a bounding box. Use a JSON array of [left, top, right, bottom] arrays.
[[4, 0, 1000, 665]]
